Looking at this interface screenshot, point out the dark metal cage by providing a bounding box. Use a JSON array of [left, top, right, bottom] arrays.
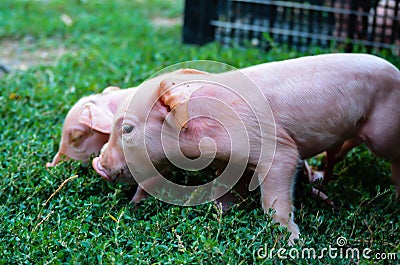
[[183, 0, 400, 54]]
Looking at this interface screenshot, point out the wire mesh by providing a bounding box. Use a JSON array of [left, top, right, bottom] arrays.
[[183, 0, 400, 54]]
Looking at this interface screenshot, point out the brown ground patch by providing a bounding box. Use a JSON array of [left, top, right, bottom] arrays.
[[0, 38, 70, 72], [0, 14, 180, 75]]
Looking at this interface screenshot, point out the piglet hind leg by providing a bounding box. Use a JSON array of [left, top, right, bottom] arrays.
[[360, 95, 400, 198], [257, 145, 300, 245]]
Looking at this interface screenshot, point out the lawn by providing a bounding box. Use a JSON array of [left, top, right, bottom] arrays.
[[0, 0, 399, 264]]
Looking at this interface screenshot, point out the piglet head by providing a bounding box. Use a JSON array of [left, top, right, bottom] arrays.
[[92, 113, 141, 184], [46, 86, 121, 167], [92, 69, 207, 185]]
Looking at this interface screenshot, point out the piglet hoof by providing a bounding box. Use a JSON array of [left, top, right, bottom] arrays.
[[129, 186, 149, 204], [325, 199, 338, 212], [311, 171, 324, 185], [273, 216, 301, 246], [129, 197, 144, 211], [129, 196, 144, 205], [312, 187, 338, 210], [287, 223, 301, 246]]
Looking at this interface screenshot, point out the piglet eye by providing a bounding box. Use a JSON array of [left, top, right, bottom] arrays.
[[122, 125, 135, 134]]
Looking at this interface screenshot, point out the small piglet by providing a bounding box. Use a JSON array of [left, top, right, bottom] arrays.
[[93, 54, 400, 244], [46, 86, 135, 167]]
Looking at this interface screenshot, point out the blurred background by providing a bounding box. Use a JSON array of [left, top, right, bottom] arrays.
[[184, 0, 399, 54], [1, 0, 399, 76], [0, 0, 399, 263]]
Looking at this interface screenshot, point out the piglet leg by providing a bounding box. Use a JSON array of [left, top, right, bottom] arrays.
[[323, 138, 362, 184], [303, 161, 336, 209], [46, 151, 69, 168], [129, 175, 164, 204], [333, 138, 362, 163], [130, 185, 149, 204], [258, 144, 300, 244], [323, 147, 341, 184]]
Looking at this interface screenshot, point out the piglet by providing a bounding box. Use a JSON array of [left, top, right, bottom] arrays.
[[93, 54, 400, 244], [46, 86, 135, 167]]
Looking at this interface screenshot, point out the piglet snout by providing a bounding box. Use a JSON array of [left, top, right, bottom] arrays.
[[92, 157, 112, 182]]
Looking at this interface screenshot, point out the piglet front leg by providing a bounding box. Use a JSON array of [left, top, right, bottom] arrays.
[[257, 141, 300, 245], [129, 176, 161, 204], [130, 185, 149, 204]]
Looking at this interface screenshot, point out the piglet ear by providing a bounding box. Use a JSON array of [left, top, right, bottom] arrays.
[[158, 78, 203, 129], [178, 68, 209, 75], [69, 129, 88, 149], [101, 86, 120, 94], [79, 102, 113, 134]]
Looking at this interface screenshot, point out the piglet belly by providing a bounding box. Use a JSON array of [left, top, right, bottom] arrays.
[[277, 109, 367, 159]]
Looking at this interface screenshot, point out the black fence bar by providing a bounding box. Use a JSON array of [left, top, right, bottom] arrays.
[[182, 0, 218, 45]]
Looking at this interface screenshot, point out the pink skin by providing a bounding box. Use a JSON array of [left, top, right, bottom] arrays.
[[46, 86, 135, 167], [93, 54, 400, 244]]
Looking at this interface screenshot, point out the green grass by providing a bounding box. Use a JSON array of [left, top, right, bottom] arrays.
[[0, 0, 399, 264]]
